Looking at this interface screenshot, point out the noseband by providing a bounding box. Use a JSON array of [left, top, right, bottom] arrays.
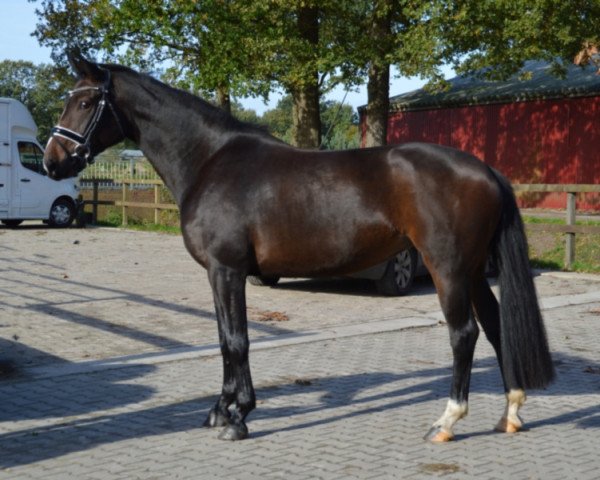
[[50, 69, 124, 166]]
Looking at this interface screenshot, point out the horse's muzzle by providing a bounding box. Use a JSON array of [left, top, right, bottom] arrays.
[[43, 155, 85, 180]]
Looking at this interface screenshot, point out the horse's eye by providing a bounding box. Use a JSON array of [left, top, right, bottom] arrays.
[[79, 101, 91, 110]]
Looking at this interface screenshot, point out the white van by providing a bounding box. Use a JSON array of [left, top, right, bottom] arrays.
[[0, 98, 80, 227]]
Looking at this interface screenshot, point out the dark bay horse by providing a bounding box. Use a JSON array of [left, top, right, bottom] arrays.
[[44, 51, 554, 442]]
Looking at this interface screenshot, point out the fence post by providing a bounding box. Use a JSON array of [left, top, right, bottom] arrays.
[[92, 180, 99, 225], [122, 181, 128, 226], [154, 184, 159, 224], [565, 192, 576, 269]]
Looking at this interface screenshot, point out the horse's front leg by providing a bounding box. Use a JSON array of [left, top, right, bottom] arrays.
[[204, 264, 255, 441]]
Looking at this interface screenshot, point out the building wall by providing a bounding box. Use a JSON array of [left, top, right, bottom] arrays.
[[379, 96, 600, 210]]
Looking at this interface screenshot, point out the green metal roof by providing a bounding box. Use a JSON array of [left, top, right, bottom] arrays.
[[387, 60, 600, 112]]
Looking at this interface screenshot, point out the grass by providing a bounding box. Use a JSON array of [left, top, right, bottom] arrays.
[[95, 208, 181, 235], [118, 222, 182, 235], [523, 216, 600, 274]]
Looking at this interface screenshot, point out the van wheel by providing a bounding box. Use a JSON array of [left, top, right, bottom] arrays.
[[48, 199, 75, 227], [1, 219, 23, 227], [376, 248, 418, 296]]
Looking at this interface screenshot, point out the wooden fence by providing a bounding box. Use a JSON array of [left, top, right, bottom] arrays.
[[84, 178, 177, 226], [83, 180, 600, 269], [513, 184, 600, 268]]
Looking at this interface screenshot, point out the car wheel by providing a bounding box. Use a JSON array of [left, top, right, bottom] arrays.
[[247, 275, 281, 287], [1, 219, 23, 227], [376, 247, 418, 296], [48, 198, 75, 227]]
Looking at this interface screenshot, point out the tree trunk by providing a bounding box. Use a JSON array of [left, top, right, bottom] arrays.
[[364, 62, 390, 147], [216, 85, 231, 114], [363, 0, 392, 148], [291, 5, 321, 149], [292, 83, 321, 148]]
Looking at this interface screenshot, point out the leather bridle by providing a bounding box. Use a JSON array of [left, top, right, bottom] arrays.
[[50, 69, 125, 167]]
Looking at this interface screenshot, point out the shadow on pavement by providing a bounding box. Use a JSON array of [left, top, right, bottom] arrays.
[[0, 351, 598, 468], [274, 276, 437, 298]]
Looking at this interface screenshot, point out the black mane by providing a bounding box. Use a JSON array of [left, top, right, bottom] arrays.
[[102, 63, 274, 140]]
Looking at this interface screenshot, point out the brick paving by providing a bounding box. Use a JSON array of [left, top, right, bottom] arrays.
[[1, 226, 599, 479]]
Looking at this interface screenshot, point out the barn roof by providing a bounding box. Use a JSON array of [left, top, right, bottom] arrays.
[[387, 60, 600, 112]]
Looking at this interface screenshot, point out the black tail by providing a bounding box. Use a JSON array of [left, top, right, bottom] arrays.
[[491, 169, 555, 389]]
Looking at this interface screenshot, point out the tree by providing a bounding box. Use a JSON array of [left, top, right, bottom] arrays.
[[33, 1, 600, 151], [230, 96, 359, 150], [320, 100, 359, 150], [574, 41, 600, 72], [336, 1, 448, 147], [345, 0, 600, 148], [0, 60, 67, 141], [32, 0, 268, 113], [442, 0, 600, 80], [261, 96, 294, 144], [32, 0, 353, 148]]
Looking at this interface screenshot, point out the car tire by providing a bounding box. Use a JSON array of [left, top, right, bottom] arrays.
[[247, 275, 281, 287], [48, 198, 75, 228], [1, 219, 23, 227], [376, 247, 418, 296]]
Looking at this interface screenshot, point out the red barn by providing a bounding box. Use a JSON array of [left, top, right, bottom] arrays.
[[360, 60, 600, 210]]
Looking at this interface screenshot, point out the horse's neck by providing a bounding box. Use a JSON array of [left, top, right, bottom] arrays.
[[117, 76, 234, 206]]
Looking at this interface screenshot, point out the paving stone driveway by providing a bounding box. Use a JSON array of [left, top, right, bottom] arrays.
[[1, 226, 599, 479]]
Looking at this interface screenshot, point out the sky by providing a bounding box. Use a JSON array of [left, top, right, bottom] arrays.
[[1, 0, 452, 114]]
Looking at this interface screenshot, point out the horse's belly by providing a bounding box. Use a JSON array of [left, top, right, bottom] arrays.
[[252, 222, 409, 278]]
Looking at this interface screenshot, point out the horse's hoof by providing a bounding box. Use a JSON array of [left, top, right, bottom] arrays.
[[203, 409, 230, 428], [495, 417, 522, 433], [218, 423, 249, 441], [424, 426, 454, 443]]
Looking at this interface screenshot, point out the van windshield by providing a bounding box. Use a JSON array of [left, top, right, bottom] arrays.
[[18, 142, 46, 176]]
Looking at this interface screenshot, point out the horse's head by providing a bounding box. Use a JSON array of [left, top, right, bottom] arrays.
[[44, 49, 126, 180]]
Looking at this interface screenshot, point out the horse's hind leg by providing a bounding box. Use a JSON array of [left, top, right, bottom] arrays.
[[471, 277, 526, 433], [425, 272, 479, 443], [205, 264, 256, 441]]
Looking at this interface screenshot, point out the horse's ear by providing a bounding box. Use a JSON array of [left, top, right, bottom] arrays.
[[67, 47, 105, 81]]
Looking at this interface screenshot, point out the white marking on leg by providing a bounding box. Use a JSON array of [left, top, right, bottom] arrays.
[[432, 399, 468, 437], [496, 389, 526, 432]]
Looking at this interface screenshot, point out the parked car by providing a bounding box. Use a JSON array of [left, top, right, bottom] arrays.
[[0, 98, 80, 227], [248, 246, 496, 296], [248, 245, 423, 296]]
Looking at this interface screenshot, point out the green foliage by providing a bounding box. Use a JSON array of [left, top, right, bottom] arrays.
[[0, 60, 68, 141], [320, 100, 359, 150], [260, 96, 294, 143], [99, 207, 123, 227], [230, 95, 358, 150], [30, 0, 600, 148], [442, 0, 600, 80], [231, 102, 264, 127]]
